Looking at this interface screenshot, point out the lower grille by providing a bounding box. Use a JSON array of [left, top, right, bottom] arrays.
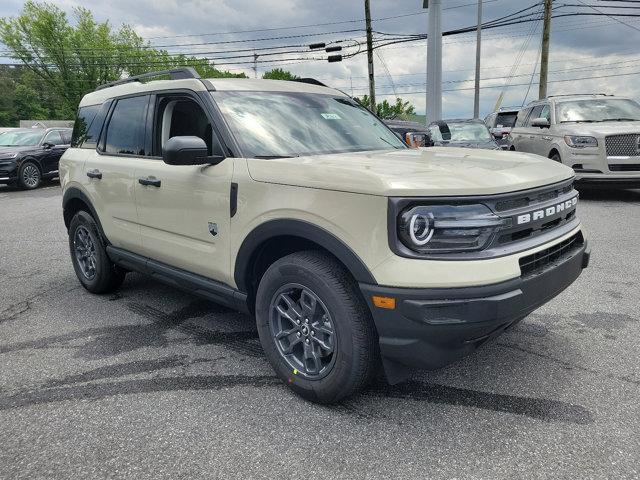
[[609, 164, 640, 172], [519, 232, 584, 277], [605, 134, 640, 157]]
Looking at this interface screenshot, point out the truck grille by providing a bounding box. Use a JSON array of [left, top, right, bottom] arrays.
[[519, 231, 584, 277], [605, 134, 640, 157]]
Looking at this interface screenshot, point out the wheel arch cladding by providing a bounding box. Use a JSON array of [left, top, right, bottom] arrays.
[[62, 188, 107, 242], [234, 219, 377, 297]]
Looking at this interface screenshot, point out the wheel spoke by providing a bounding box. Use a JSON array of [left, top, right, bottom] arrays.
[[279, 293, 302, 319], [300, 289, 318, 318], [275, 305, 298, 324], [281, 335, 303, 354], [303, 341, 321, 374], [311, 335, 333, 354]]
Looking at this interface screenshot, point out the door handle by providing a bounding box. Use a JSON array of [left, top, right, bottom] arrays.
[[86, 169, 102, 179], [138, 176, 161, 187], [529, 135, 535, 139], [542, 136, 552, 141]]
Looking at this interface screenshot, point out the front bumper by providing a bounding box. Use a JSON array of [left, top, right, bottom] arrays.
[[574, 174, 640, 189], [0, 162, 18, 184], [360, 237, 589, 383]]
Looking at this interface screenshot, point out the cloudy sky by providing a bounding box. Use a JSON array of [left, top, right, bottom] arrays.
[[2, 0, 640, 118]]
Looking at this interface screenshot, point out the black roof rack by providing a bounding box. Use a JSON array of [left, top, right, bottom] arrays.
[[95, 67, 201, 91], [293, 78, 328, 87]]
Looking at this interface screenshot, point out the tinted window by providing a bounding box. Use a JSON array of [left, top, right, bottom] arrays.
[[495, 112, 517, 127], [44, 130, 63, 145], [104, 96, 148, 155], [72, 105, 99, 148]]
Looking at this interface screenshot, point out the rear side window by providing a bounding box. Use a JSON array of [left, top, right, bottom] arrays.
[[103, 95, 149, 156], [515, 108, 532, 127], [72, 105, 99, 148], [496, 112, 517, 127]]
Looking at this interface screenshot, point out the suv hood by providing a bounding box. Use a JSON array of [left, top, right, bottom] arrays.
[[556, 120, 640, 136], [246, 147, 574, 196]]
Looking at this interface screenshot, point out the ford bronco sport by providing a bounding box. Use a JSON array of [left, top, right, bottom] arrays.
[[509, 94, 640, 188], [60, 68, 589, 403]]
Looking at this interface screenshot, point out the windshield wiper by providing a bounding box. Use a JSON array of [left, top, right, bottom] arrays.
[[602, 118, 639, 122], [253, 155, 299, 159], [378, 136, 403, 149]]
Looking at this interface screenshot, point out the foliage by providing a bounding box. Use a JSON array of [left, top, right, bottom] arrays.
[[0, 1, 246, 124], [262, 68, 299, 81], [355, 95, 416, 120]]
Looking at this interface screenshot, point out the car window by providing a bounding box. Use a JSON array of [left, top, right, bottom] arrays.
[[515, 108, 532, 127], [526, 105, 544, 126], [73, 104, 110, 149], [61, 130, 72, 144], [104, 96, 148, 156], [154, 96, 223, 157], [429, 122, 492, 142], [540, 105, 550, 122], [555, 98, 640, 123], [0, 130, 44, 146], [495, 112, 517, 127], [43, 130, 63, 145]]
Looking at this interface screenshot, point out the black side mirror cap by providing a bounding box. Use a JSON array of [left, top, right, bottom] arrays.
[[42, 142, 54, 149], [162, 136, 224, 166]]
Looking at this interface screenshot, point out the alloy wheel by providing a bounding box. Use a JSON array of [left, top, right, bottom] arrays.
[[22, 164, 40, 188], [73, 226, 97, 280], [269, 283, 336, 379]]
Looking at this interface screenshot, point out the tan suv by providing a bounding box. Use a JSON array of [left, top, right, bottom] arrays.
[[60, 68, 590, 403]]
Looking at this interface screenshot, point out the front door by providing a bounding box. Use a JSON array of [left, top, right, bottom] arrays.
[[134, 93, 233, 284], [40, 129, 68, 174]]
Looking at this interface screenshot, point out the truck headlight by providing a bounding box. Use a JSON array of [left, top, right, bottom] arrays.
[[564, 135, 598, 148], [398, 204, 506, 254]]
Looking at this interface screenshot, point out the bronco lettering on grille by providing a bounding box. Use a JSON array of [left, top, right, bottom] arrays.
[[516, 196, 578, 225]]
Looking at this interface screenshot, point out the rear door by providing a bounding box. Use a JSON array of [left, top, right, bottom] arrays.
[[82, 95, 149, 252], [133, 91, 234, 284]]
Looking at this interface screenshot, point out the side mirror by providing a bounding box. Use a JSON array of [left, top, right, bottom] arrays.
[[42, 142, 54, 149], [531, 117, 550, 128], [162, 136, 223, 166], [405, 132, 433, 148]]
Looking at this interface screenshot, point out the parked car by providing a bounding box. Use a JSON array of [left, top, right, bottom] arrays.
[[508, 94, 640, 188], [484, 107, 519, 147], [428, 119, 501, 150], [0, 127, 72, 189], [60, 68, 588, 403], [385, 120, 432, 147]]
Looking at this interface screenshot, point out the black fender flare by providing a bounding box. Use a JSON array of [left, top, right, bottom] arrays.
[[62, 187, 108, 242], [233, 219, 377, 292]]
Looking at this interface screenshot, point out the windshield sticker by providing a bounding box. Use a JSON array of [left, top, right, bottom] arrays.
[[321, 113, 341, 119]]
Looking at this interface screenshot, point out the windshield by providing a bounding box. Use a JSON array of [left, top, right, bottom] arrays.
[[495, 112, 517, 127], [212, 91, 406, 157], [0, 130, 44, 146], [556, 99, 640, 123], [430, 122, 493, 143]]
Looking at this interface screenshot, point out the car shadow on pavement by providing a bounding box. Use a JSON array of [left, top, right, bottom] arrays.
[[0, 290, 594, 425]]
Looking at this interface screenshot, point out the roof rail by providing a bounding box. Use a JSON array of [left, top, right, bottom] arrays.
[[293, 78, 328, 87], [95, 67, 201, 91], [546, 93, 611, 98]]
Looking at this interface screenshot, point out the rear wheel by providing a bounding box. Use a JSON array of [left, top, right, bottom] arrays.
[[68, 210, 125, 293], [18, 161, 41, 190], [255, 251, 378, 404]]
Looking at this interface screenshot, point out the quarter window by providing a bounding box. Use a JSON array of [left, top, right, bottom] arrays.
[[104, 95, 149, 156], [43, 130, 63, 145]]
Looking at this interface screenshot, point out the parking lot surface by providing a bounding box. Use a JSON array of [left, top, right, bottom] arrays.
[[0, 182, 639, 479]]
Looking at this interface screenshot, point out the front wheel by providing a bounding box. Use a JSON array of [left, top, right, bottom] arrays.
[[255, 251, 378, 404], [18, 161, 42, 189]]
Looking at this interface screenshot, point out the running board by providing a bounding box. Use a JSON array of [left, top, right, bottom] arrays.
[[106, 246, 249, 313]]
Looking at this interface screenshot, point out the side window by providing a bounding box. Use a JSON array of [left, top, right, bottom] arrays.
[[104, 95, 149, 156], [61, 130, 72, 144], [72, 103, 110, 149], [43, 130, 63, 145], [526, 105, 544, 126], [540, 104, 551, 122], [154, 96, 223, 157], [515, 108, 531, 127]]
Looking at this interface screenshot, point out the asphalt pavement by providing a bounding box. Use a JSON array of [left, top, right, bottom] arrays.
[[0, 181, 638, 479]]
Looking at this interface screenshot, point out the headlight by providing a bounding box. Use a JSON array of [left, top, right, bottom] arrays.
[[564, 135, 598, 148], [398, 204, 506, 254], [0, 152, 18, 160]]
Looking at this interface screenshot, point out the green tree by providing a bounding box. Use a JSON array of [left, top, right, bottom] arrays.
[[0, 1, 246, 119], [355, 95, 416, 120], [262, 68, 298, 80]]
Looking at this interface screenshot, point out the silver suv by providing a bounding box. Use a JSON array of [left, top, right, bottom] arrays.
[[509, 94, 640, 188]]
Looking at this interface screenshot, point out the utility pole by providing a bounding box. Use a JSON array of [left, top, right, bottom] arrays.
[[539, 0, 552, 99], [473, 0, 483, 119], [364, 0, 376, 112], [425, 0, 442, 123], [253, 53, 258, 79]]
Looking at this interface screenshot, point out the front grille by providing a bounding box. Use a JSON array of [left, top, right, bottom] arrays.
[[519, 232, 584, 277], [609, 164, 640, 172], [605, 134, 640, 157], [495, 182, 573, 212]]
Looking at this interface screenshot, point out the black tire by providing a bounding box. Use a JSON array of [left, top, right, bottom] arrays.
[[550, 152, 561, 162], [256, 251, 378, 404], [68, 210, 125, 294], [17, 161, 42, 190]]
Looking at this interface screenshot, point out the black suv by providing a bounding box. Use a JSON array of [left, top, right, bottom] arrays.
[[0, 127, 72, 189]]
